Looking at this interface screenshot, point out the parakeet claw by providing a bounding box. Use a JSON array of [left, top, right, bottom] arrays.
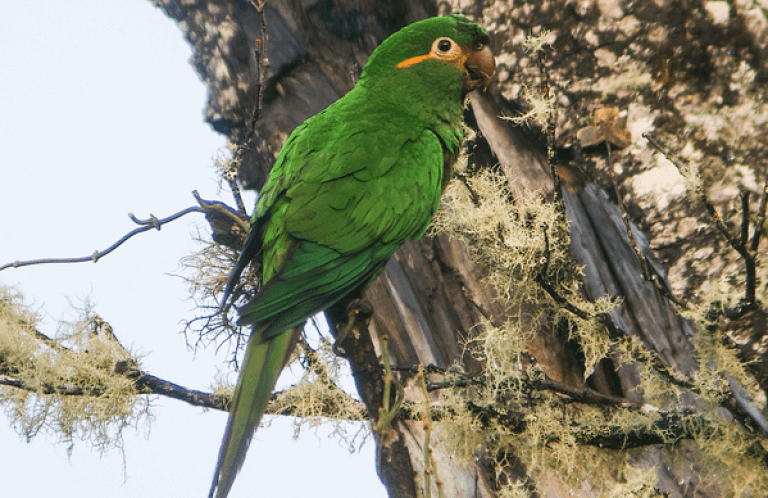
[[333, 298, 374, 356]]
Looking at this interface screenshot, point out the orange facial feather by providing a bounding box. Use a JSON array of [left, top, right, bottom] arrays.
[[396, 54, 433, 69], [395, 37, 469, 70]]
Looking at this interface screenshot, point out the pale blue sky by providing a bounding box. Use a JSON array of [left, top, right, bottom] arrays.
[[0, 1, 384, 497]]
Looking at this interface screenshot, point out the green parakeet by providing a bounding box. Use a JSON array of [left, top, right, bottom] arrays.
[[209, 15, 494, 498]]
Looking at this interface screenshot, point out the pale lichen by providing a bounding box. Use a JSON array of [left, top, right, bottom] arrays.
[[0, 286, 150, 456], [273, 338, 370, 452]]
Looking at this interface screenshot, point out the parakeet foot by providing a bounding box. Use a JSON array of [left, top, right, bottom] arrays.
[[333, 298, 373, 356]]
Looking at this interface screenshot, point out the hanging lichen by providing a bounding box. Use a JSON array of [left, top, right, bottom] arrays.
[[0, 286, 150, 456]]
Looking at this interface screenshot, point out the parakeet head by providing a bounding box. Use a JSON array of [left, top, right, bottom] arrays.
[[360, 15, 495, 99]]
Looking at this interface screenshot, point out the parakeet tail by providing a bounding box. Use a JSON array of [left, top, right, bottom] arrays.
[[208, 325, 297, 498]]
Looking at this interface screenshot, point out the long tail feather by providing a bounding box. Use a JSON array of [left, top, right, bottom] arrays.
[[208, 326, 297, 498]]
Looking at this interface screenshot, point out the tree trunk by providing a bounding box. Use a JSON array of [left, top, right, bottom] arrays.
[[151, 0, 768, 496]]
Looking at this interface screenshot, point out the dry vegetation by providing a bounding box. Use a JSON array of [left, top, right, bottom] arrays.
[[0, 287, 150, 454]]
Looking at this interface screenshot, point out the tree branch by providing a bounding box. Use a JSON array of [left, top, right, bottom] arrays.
[[0, 190, 251, 272], [0, 206, 204, 272], [644, 132, 764, 318]]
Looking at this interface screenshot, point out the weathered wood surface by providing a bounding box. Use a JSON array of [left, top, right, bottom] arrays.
[[471, 91, 697, 380]]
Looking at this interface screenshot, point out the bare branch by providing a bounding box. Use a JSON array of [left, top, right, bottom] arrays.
[[537, 44, 564, 218], [4, 365, 761, 454], [727, 375, 768, 434], [749, 177, 768, 252], [534, 374, 642, 408], [645, 132, 763, 318], [217, 0, 273, 218], [604, 140, 682, 307], [192, 190, 250, 235], [132, 371, 230, 410], [0, 189, 251, 273], [1, 363, 366, 418], [0, 206, 204, 272]]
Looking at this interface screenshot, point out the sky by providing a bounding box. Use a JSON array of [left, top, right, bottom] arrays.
[[0, 1, 386, 497]]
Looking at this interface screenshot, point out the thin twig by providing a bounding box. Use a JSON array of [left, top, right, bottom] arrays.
[[535, 225, 591, 321], [254, 0, 270, 115], [453, 171, 482, 207], [418, 366, 444, 498], [391, 364, 447, 374], [373, 335, 405, 479], [740, 191, 750, 247], [535, 374, 643, 408], [739, 193, 757, 306], [645, 132, 762, 316], [749, 177, 768, 252], [223, 162, 248, 217], [192, 190, 250, 234], [607, 141, 649, 279], [234, 0, 271, 161], [1, 190, 250, 273], [0, 206, 204, 272], [374, 335, 405, 435], [726, 375, 768, 435], [537, 47, 564, 217], [220, 0, 271, 217], [33, 329, 72, 352], [605, 141, 682, 306], [424, 369, 642, 408]]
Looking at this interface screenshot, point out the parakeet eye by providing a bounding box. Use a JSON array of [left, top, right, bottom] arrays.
[[430, 37, 461, 62]]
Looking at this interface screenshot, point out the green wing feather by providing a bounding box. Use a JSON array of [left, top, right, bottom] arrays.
[[209, 14, 490, 498]]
